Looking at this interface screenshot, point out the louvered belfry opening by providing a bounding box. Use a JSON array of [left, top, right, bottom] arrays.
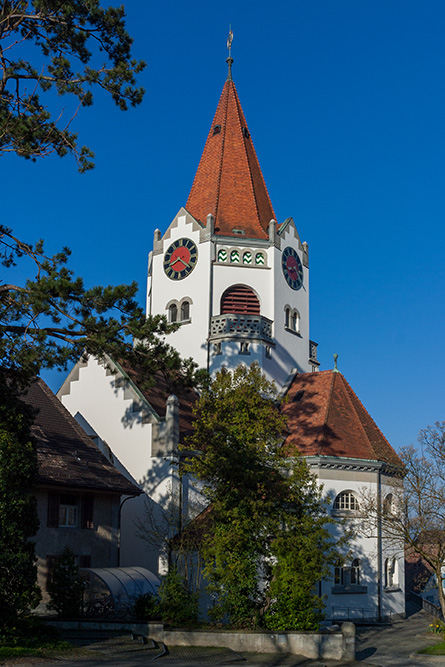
[[220, 285, 260, 315]]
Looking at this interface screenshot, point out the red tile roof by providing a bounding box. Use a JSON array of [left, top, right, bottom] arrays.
[[282, 370, 402, 466], [117, 364, 197, 441], [24, 378, 141, 495], [186, 79, 276, 239]]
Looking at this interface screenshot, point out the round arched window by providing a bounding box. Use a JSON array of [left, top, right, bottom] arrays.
[[220, 285, 260, 315]]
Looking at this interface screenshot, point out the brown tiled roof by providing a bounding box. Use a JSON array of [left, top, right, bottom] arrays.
[[282, 370, 402, 466], [118, 364, 197, 441], [24, 378, 141, 495], [186, 79, 275, 240]]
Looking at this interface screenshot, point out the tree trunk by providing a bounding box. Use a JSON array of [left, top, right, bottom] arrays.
[[435, 564, 445, 620]]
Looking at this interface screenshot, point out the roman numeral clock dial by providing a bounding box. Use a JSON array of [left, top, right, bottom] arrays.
[[282, 246, 304, 290], [163, 238, 198, 280]]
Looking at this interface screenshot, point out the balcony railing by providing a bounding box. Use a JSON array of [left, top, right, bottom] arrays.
[[210, 314, 273, 342]]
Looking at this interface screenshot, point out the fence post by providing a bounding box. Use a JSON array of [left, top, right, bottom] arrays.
[[341, 622, 356, 662]]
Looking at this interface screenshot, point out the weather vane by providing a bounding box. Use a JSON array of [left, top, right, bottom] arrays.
[[226, 26, 233, 80]]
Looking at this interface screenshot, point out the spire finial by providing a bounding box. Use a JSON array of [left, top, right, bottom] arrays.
[[226, 26, 233, 81], [333, 353, 339, 373]]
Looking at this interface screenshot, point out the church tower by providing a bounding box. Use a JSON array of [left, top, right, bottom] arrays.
[[147, 55, 319, 389]]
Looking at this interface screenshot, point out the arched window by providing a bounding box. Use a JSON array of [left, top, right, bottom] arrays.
[[351, 558, 361, 585], [383, 493, 393, 516], [334, 558, 364, 589], [168, 303, 177, 323], [285, 307, 300, 333], [180, 301, 190, 321], [333, 491, 360, 513], [218, 249, 227, 262], [230, 250, 240, 263], [385, 557, 398, 588], [220, 285, 260, 315], [285, 307, 290, 328], [255, 252, 265, 266], [243, 251, 252, 265]]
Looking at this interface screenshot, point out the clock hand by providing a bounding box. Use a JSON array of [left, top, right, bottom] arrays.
[[171, 256, 191, 269]]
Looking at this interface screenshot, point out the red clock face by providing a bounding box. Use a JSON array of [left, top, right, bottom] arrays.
[[164, 238, 198, 280], [282, 247, 303, 290]]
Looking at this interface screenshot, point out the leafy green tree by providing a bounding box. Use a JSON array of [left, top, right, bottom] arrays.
[[185, 364, 340, 629], [0, 398, 40, 628], [0, 226, 204, 627], [0, 225, 203, 390], [0, 0, 145, 171], [47, 547, 83, 617]]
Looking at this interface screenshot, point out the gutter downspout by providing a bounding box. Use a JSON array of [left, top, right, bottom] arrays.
[[206, 214, 215, 374], [377, 466, 382, 622], [118, 495, 138, 567]]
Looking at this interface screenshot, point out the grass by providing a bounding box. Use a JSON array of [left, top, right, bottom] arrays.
[[0, 617, 72, 659], [418, 640, 445, 655]]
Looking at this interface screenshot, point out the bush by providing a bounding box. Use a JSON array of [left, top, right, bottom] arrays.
[[47, 547, 83, 618], [158, 568, 198, 627], [133, 593, 160, 621]]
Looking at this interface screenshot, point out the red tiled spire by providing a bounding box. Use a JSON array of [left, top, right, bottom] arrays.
[[186, 78, 276, 239]]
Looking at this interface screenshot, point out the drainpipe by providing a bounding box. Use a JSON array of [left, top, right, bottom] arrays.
[[118, 495, 138, 567], [377, 466, 382, 622], [206, 213, 214, 374]]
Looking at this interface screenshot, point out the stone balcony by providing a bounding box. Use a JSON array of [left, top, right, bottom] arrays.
[[209, 314, 273, 343]]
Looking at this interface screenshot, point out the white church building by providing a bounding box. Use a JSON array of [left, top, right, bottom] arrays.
[[58, 54, 405, 623]]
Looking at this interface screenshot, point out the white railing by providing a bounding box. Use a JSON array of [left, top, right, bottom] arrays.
[[210, 314, 273, 342]]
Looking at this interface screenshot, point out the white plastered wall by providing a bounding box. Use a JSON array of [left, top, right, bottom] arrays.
[[149, 211, 212, 371], [311, 462, 405, 621], [58, 356, 176, 575]]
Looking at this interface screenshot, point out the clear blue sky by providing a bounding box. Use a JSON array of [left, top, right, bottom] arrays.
[[4, 0, 445, 452]]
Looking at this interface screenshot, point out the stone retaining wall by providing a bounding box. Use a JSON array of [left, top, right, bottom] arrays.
[[151, 622, 356, 662], [46, 619, 356, 662]]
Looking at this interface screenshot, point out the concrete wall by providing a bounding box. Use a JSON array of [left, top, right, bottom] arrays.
[[157, 624, 356, 661]]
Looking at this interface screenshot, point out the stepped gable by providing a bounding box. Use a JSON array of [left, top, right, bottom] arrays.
[[24, 378, 141, 495], [119, 364, 197, 440], [186, 78, 275, 240], [282, 370, 402, 466]]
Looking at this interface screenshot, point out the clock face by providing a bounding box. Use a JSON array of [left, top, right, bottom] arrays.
[[282, 246, 303, 290], [164, 238, 198, 280]]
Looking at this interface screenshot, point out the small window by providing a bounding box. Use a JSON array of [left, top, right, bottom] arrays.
[[243, 251, 252, 265], [255, 252, 265, 266], [285, 308, 300, 333], [230, 250, 240, 263], [59, 495, 78, 527], [169, 303, 178, 323], [218, 249, 227, 262], [213, 124, 221, 135], [385, 557, 398, 588], [335, 558, 362, 587], [181, 301, 190, 321], [242, 127, 250, 138], [351, 558, 361, 585], [383, 493, 393, 516], [285, 308, 290, 328], [239, 341, 250, 355], [265, 345, 271, 359], [213, 342, 222, 356], [333, 491, 360, 512]]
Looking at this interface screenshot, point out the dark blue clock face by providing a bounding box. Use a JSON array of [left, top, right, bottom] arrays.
[[164, 238, 198, 280], [282, 246, 303, 290]]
